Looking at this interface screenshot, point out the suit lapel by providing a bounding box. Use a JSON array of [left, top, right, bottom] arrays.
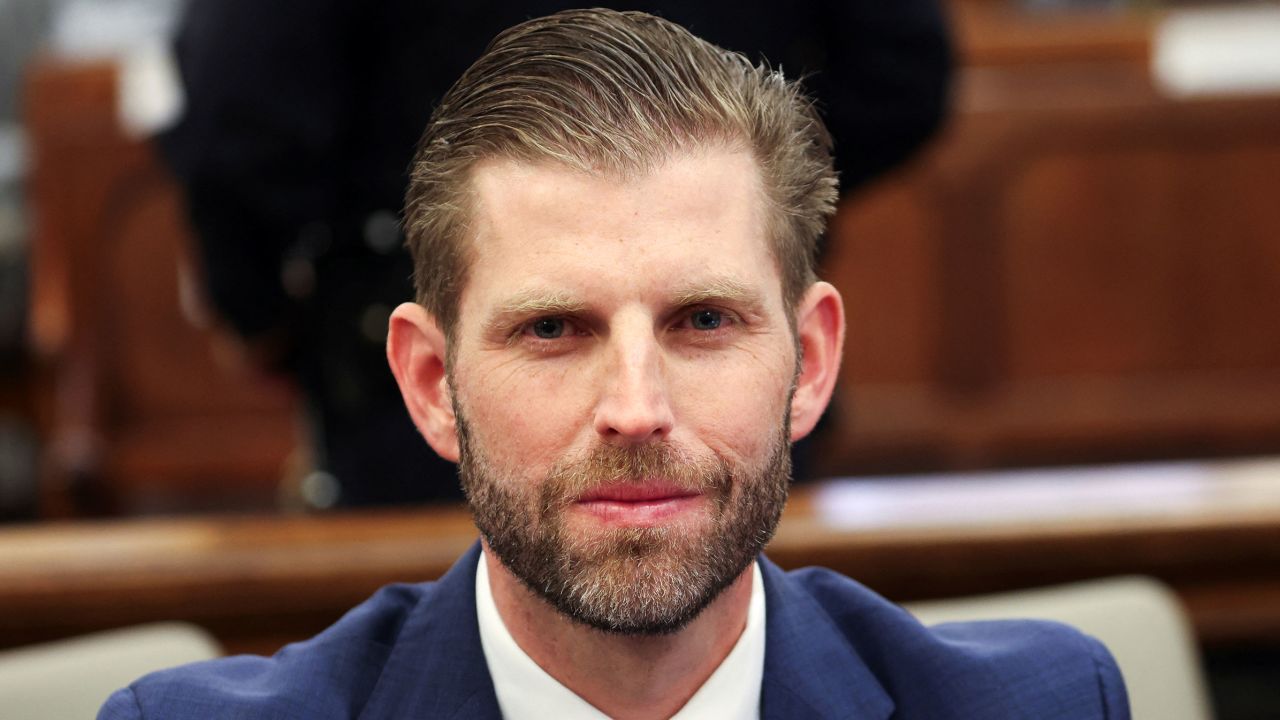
[[359, 542, 502, 720], [759, 556, 894, 720], [357, 545, 894, 719]]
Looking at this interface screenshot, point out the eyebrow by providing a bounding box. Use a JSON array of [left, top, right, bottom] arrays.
[[482, 290, 587, 334], [671, 277, 765, 309]]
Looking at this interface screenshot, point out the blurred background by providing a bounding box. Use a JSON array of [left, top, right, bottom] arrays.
[[1, 0, 1278, 718]]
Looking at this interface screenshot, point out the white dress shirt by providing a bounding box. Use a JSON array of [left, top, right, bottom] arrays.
[[476, 551, 766, 719]]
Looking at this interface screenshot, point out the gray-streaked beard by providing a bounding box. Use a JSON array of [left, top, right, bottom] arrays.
[[456, 413, 791, 636]]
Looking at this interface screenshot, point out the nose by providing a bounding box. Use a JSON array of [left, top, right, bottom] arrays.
[[592, 321, 674, 443]]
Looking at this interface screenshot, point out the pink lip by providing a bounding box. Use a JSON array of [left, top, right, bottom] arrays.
[[574, 483, 703, 526], [577, 482, 699, 503]]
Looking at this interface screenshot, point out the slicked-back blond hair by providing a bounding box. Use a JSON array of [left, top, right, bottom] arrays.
[[404, 8, 837, 338]]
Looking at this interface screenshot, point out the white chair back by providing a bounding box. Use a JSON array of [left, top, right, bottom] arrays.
[[0, 622, 222, 720], [906, 576, 1213, 720]]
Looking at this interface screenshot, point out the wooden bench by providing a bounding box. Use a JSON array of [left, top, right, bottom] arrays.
[[3, 457, 1278, 657]]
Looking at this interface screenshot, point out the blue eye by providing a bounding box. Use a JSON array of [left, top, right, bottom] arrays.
[[690, 309, 722, 330], [531, 318, 565, 339]]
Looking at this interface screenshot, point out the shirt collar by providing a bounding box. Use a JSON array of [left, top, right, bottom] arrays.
[[476, 550, 766, 720]]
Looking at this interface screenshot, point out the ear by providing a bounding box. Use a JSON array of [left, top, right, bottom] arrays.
[[386, 302, 459, 462], [789, 281, 845, 442]]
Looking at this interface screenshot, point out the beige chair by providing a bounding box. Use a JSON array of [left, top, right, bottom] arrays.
[[0, 622, 221, 720], [906, 576, 1213, 720]]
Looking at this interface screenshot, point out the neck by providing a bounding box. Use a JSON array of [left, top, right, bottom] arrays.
[[482, 542, 754, 720]]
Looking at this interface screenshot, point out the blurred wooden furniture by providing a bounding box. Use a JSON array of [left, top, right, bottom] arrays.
[[24, 60, 299, 515], [1, 457, 1278, 657], [819, 2, 1280, 474]]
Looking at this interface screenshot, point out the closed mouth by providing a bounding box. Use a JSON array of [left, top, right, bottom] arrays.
[[576, 482, 701, 504]]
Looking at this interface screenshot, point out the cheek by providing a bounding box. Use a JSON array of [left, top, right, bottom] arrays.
[[670, 356, 793, 464], [455, 358, 593, 474]]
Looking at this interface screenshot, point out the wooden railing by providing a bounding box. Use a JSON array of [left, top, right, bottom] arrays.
[[4, 458, 1278, 657]]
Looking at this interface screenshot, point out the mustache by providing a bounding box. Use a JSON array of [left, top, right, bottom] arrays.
[[540, 442, 732, 508]]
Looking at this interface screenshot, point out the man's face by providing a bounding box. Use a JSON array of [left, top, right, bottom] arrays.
[[448, 149, 799, 634]]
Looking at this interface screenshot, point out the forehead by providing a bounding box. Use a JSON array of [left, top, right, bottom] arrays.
[[458, 149, 781, 314]]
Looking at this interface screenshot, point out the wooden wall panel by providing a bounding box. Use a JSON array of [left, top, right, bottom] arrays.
[[826, 182, 941, 386], [1003, 144, 1280, 379], [816, 7, 1280, 474]]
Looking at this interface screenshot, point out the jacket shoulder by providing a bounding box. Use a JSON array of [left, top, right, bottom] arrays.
[[99, 583, 431, 720], [780, 566, 1131, 719]]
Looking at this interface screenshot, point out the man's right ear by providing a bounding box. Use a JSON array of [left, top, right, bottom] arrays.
[[386, 302, 459, 462]]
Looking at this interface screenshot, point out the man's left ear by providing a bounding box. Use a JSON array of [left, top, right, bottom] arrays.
[[789, 281, 845, 442]]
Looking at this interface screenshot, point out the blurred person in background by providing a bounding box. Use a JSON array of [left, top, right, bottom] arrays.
[[157, 0, 951, 508]]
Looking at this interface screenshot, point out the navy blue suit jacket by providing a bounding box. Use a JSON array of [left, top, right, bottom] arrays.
[[100, 543, 1129, 718]]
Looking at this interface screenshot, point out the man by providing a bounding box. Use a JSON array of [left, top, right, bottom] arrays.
[[102, 10, 1128, 719]]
